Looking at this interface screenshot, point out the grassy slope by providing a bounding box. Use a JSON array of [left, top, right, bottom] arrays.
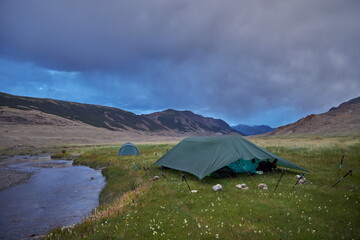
[[0, 92, 166, 131], [47, 136, 359, 240]]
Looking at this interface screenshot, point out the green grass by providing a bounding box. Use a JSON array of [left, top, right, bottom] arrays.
[[45, 136, 359, 239]]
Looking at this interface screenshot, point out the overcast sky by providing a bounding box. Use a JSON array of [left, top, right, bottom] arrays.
[[0, 0, 359, 127]]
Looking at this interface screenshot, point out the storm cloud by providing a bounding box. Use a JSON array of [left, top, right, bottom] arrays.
[[1, 0, 359, 126]]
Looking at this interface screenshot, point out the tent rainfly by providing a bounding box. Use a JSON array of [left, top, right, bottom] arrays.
[[118, 142, 139, 156], [154, 135, 307, 179]]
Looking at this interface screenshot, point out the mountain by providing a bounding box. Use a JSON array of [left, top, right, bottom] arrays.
[[0, 92, 166, 132], [231, 124, 274, 136], [143, 109, 240, 135], [0, 92, 239, 141], [267, 96, 360, 136]]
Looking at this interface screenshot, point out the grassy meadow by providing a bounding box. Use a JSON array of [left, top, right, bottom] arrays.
[[46, 136, 359, 240]]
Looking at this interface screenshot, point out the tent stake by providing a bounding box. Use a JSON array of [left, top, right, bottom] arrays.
[[332, 170, 352, 188], [274, 168, 286, 191], [338, 155, 345, 177], [181, 174, 192, 192], [292, 173, 305, 190]]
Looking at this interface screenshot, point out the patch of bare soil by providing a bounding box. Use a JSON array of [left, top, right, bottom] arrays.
[[0, 168, 33, 191]]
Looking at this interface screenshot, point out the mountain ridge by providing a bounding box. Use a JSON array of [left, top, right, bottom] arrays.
[[267, 96, 360, 136], [143, 109, 239, 135], [0, 92, 166, 132], [0, 92, 239, 136]]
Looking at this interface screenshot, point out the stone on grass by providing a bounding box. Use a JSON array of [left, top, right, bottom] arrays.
[[150, 176, 160, 181], [295, 175, 307, 184], [258, 183, 268, 190], [298, 177, 307, 185], [212, 184, 223, 192], [235, 183, 249, 190]]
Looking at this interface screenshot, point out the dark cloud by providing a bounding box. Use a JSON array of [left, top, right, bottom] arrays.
[[0, 0, 359, 126]]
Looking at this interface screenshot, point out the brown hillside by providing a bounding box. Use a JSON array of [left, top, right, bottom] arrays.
[[0, 92, 239, 148], [268, 96, 360, 136]]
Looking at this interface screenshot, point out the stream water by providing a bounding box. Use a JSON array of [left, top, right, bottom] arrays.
[[0, 157, 105, 240]]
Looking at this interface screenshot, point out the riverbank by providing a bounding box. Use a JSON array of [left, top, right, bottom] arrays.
[[0, 155, 64, 191], [0, 155, 51, 191], [0, 168, 33, 191]]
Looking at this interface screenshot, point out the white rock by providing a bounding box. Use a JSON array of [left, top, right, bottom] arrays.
[[258, 183, 268, 190], [236, 183, 249, 190], [191, 190, 198, 193], [298, 177, 307, 185], [150, 176, 160, 181], [212, 184, 223, 192]]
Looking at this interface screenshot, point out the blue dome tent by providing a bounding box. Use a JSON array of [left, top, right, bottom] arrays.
[[118, 142, 139, 156]]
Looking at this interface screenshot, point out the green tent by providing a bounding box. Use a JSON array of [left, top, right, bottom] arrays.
[[118, 142, 139, 156], [154, 135, 307, 179]]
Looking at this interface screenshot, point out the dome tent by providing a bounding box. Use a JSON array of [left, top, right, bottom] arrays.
[[118, 142, 139, 156], [154, 135, 307, 179]]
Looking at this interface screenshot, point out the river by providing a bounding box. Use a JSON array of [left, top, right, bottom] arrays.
[[0, 156, 106, 240]]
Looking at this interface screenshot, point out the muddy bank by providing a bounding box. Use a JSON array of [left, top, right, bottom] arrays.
[[0, 155, 57, 191], [0, 168, 33, 191]]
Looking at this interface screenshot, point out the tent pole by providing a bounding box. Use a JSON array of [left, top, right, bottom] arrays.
[[143, 167, 156, 177], [181, 174, 192, 192], [332, 170, 352, 188], [338, 155, 345, 177], [274, 168, 286, 191], [147, 167, 156, 176]]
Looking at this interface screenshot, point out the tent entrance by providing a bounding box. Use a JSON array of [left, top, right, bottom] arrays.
[[227, 158, 260, 173], [226, 158, 278, 174], [211, 159, 259, 178], [211, 158, 278, 178]]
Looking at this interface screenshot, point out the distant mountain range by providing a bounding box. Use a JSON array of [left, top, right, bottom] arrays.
[[267, 96, 360, 136], [231, 124, 274, 136], [1, 92, 359, 147], [0, 92, 239, 136]]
